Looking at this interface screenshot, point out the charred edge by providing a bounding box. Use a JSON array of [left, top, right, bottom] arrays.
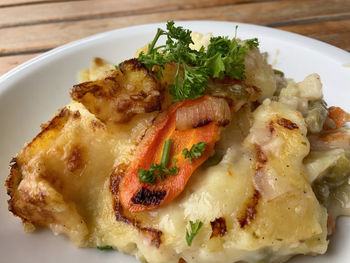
[[130, 91, 148, 101], [71, 82, 94, 100], [5, 160, 36, 224], [72, 110, 81, 119], [140, 227, 163, 248], [6, 158, 20, 214], [217, 119, 230, 127], [268, 121, 275, 134], [40, 107, 67, 131], [131, 187, 166, 207], [277, 118, 299, 130], [109, 166, 163, 247], [90, 120, 104, 130], [238, 189, 261, 228], [66, 146, 84, 172], [210, 217, 227, 239], [178, 258, 188, 263], [144, 95, 161, 112], [116, 98, 132, 112], [120, 58, 158, 81], [109, 164, 139, 226], [255, 144, 267, 165], [193, 119, 212, 128], [120, 58, 145, 73], [104, 76, 118, 83], [31, 108, 70, 148]]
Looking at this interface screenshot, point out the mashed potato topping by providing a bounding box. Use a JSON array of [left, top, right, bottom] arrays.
[[5, 24, 350, 263]]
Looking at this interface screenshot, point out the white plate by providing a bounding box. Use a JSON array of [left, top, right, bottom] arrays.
[[0, 21, 350, 263]]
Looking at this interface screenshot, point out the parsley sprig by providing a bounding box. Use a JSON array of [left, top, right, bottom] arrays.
[[138, 21, 259, 102], [182, 142, 209, 163], [97, 245, 113, 251], [186, 220, 203, 246], [138, 139, 178, 184]]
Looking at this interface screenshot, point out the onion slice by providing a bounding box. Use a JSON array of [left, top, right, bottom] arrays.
[[176, 96, 231, 130]]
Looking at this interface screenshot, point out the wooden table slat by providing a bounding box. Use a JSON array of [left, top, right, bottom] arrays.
[[1, 0, 349, 76], [0, 0, 74, 8], [0, 0, 256, 28], [0, 53, 39, 76], [279, 19, 350, 51], [1, 18, 349, 76], [1, 0, 350, 55]]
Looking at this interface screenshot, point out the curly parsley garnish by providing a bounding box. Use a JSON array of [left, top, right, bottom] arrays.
[[138, 21, 259, 102], [182, 142, 209, 163], [138, 139, 178, 184], [97, 245, 113, 250], [186, 220, 203, 246]]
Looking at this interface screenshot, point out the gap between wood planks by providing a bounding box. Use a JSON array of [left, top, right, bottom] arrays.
[[0, 0, 349, 75], [0, 0, 276, 28], [0, 0, 83, 8], [1, 1, 350, 55], [1, 18, 349, 76]]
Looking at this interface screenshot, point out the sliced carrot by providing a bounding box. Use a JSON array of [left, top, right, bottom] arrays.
[[120, 96, 221, 212], [327, 106, 350, 129]]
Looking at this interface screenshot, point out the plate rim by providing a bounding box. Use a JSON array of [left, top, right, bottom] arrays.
[[1, 19, 350, 263]]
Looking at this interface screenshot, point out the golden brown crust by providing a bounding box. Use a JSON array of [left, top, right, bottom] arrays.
[[6, 159, 23, 221], [66, 146, 84, 172], [5, 107, 70, 225], [277, 118, 299, 130], [5, 107, 90, 245], [210, 217, 227, 238], [71, 59, 161, 124], [238, 189, 261, 229], [109, 163, 163, 247], [237, 145, 264, 229]]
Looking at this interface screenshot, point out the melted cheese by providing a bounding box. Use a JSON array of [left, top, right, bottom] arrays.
[[7, 99, 328, 263]]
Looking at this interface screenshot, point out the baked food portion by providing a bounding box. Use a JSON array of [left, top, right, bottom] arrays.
[[5, 23, 350, 263]]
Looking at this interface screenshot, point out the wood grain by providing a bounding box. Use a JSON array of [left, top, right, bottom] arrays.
[[1, 0, 350, 55], [279, 19, 350, 51], [0, 0, 82, 8], [1, 18, 349, 76], [0, 53, 39, 75], [0, 0, 255, 27], [0, 0, 62, 7], [1, 0, 349, 76]]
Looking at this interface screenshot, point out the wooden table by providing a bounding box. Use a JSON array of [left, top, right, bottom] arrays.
[[1, 0, 349, 76]]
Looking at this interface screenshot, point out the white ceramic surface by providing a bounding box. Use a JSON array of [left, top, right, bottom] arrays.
[[0, 21, 349, 263]]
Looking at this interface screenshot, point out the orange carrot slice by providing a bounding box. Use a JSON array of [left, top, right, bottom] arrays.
[[120, 96, 222, 212], [327, 106, 350, 129]]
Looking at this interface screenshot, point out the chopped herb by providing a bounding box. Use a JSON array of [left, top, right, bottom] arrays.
[[138, 139, 178, 184], [186, 220, 203, 246], [114, 65, 119, 70], [273, 69, 284, 77], [182, 142, 209, 163], [244, 38, 259, 49], [97, 245, 113, 250], [138, 21, 259, 102]]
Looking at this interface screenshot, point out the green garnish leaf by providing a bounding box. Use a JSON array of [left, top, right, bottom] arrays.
[[138, 139, 178, 184], [186, 220, 203, 246], [244, 38, 259, 49], [182, 142, 209, 163], [97, 245, 113, 250], [138, 21, 259, 102]]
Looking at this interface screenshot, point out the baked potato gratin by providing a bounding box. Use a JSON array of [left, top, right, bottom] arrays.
[[5, 22, 350, 263]]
